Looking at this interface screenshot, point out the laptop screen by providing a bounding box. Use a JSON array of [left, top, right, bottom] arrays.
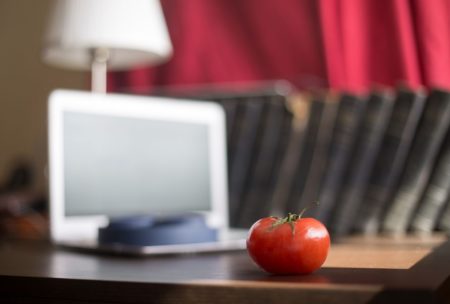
[[63, 111, 211, 217]]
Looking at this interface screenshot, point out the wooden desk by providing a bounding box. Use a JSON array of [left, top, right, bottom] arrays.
[[0, 235, 449, 304]]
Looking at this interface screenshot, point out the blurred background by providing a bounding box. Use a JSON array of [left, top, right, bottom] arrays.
[[1, 0, 450, 239], [0, 0, 85, 191], [0, 0, 85, 239]]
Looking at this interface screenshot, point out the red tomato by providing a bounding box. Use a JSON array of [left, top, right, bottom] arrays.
[[246, 214, 330, 275]]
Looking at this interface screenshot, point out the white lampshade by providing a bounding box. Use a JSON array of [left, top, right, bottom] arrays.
[[42, 0, 173, 71]]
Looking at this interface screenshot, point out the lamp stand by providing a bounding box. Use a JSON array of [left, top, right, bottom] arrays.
[[91, 48, 110, 93]]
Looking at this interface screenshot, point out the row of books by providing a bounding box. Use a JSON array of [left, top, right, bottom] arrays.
[[156, 83, 450, 236]]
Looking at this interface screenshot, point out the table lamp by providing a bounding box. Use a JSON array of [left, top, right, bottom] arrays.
[[42, 0, 172, 93]]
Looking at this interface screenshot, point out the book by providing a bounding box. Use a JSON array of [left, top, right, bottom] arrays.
[[224, 98, 247, 169], [219, 98, 240, 144], [238, 96, 288, 227], [330, 90, 394, 236], [228, 99, 266, 227], [310, 94, 367, 226], [269, 94, 311, 218], [382, 89, 450, 235], [411, 129, 450, 233], [264, 99, 295, 217], [354, 89, 425, 234], [285, 96, 326, 214], [296, 93, 340, 214], [437, 196, 450, 232]]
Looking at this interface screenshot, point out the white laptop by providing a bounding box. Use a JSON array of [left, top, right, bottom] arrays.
[[48, 89, 246, 255]]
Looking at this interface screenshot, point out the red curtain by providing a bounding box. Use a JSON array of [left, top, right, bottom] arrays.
[[108, 0, 450, 94]]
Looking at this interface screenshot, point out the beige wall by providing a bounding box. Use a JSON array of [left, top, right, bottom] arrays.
[[0, 0, 86, 192]]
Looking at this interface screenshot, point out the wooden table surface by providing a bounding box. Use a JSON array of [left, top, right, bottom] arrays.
[[0, 235, 449, 304]]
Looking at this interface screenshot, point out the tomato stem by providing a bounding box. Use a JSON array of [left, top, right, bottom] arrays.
[[270, 202, 320, 235]]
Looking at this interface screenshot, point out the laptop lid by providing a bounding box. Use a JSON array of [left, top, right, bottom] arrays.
[[48, 90, 229, 243]]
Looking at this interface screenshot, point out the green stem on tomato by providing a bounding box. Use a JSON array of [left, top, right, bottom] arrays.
[[270, 202, 320, 234]]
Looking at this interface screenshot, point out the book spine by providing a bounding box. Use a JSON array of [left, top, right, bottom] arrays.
[[264, 100, 294, 217], [330, 91, 394, 236], [411, 130, 450, 233], [269, 94, 311, 218], [219, 98, 240, 144], [228, 99, 266, 227], [382, 90, 450, 234], [286, 98, 325, 214], [311, 94, 367, 225], [354, 90, 425, 234], [237, 97, 288, 227], [438, 197, 450, 231], [296, 95, 339, 214], [226, 100, 246, 171]]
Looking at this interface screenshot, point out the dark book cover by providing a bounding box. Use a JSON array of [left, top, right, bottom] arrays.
[[269, 94, 311, 218], [311, 94, 367, 226], [354, 89, 425, 234], [296, 94, 340, 213], [263, 99, 294, 217], [228, 99, 266, 226], [438, 196, 450, 232], [285, 97, 326, 214], [219, 98, 240, 144], [238, 97, 289, 227], [382, 89, 450, 235], [222, 97, 247, 171], [412, 129, 450, 233], [330, 91, 395, 236]]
